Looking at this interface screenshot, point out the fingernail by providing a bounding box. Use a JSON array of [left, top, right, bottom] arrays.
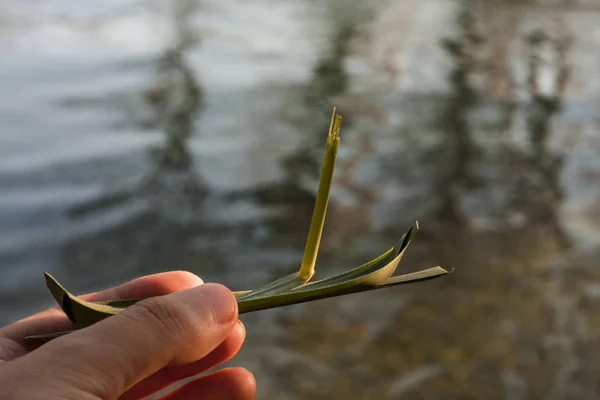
[[197, 283, 238, 325], [234, 319, 246, 339]]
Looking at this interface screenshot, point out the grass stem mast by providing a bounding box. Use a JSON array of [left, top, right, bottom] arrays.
[[298, 107, 342, 281]]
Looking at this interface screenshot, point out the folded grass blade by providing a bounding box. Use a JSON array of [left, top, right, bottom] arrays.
[[25, 107, 451, 341]]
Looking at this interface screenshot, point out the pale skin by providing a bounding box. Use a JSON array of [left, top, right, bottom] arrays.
[[0, 271, 256, 400]]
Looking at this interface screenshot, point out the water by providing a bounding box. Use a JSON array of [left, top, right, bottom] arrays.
[[2, 0, 600, 399]]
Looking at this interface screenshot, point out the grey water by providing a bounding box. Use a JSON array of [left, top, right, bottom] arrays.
[[2, 0, 600, 398]]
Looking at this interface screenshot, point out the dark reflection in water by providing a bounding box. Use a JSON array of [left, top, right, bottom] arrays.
[[236, 2, 600, 400], [59, 0, 210, 289], [2, 0, 600, 399]]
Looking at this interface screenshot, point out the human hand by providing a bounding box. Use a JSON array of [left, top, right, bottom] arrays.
[[0, 271, 256, 399]]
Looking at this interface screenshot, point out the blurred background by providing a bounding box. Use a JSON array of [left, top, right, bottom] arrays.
[[2, 0, 600, 398]]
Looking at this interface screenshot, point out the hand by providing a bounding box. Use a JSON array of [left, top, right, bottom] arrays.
[[0, 271, 256, 400]]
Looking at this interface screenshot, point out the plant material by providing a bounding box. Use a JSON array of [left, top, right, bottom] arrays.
[[26, 107, 451, 341]]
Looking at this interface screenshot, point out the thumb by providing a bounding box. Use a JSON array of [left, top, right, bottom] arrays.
[[16, 283, 238, 399]]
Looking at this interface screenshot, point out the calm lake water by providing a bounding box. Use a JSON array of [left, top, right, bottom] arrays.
[[2, 0, 600, 399]]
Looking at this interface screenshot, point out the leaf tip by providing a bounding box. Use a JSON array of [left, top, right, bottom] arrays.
[[328, 106, 342, 140], [43, 272, 68, 309], [43, 271, 56, 287]]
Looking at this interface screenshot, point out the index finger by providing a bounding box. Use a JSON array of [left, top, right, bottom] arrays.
[[1, 271, 203, 345]]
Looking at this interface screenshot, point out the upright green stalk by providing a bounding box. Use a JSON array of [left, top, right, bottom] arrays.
[[298, 107, 342, 280]]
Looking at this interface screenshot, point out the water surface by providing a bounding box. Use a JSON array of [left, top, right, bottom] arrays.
[[2, 1, 600, 399]]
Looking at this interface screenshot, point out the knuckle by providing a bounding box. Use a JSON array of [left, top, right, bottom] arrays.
[[128, 297, 198, 342]]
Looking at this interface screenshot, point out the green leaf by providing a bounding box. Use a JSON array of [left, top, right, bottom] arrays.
[[43, 272, 126, 327], [25, 107, 451, 341]]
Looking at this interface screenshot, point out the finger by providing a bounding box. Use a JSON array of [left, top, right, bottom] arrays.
[[1, 270, 203, 346], [156, 367, 256, 400], [120, 320, 246, 400], [17, 283, 238, 399]]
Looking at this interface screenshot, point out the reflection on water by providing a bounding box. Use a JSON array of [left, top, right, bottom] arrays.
[[2, 0, 600, 399]]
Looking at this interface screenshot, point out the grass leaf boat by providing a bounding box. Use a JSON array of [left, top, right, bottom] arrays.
[[27, 108, 451, 341]]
